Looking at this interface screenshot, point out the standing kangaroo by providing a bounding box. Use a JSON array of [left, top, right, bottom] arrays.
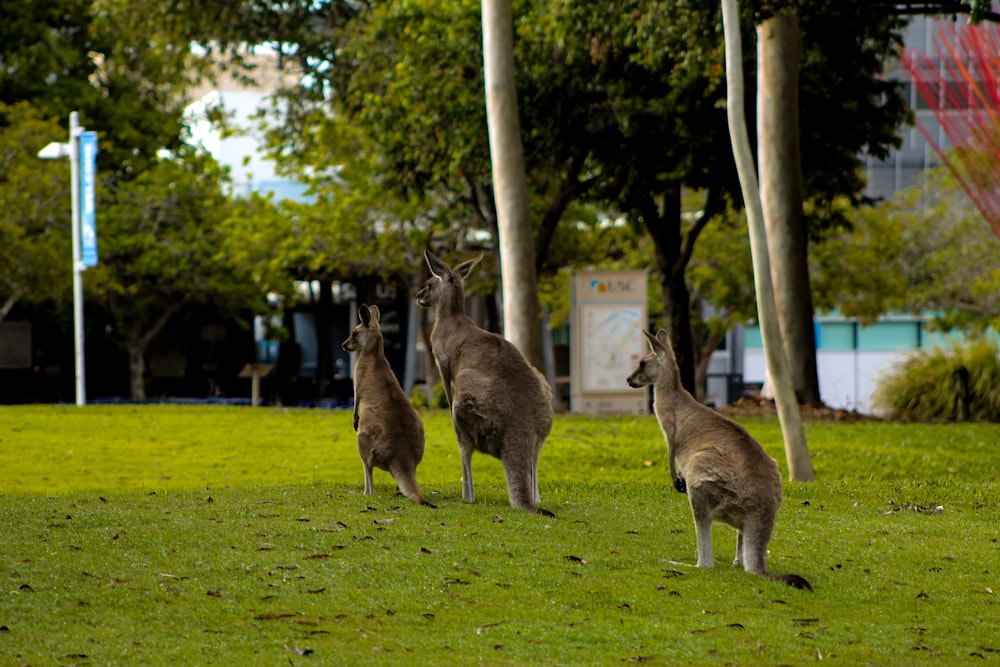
[[415, 250, 555, 517], [342, 304, 432, 506], [627, 329, 811, 590]]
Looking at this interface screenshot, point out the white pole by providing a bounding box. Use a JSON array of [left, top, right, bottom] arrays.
[[69, 111, 86, 406]]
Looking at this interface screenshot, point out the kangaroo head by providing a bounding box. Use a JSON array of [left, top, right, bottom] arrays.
[[342, 304, 382, 352], [626, 329, 680, 388], [415, 250, 482, 311]]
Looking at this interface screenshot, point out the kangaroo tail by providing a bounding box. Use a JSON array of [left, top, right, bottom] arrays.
[[392, 470, 435, 508], [767, 572, 813, 591]]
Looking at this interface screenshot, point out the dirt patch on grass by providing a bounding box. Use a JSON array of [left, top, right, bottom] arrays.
[[717, 396, 881, 422]]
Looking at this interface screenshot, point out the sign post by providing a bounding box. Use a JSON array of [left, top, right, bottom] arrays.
[[38, 112, 97, 406], [569, 270, 648, 414]]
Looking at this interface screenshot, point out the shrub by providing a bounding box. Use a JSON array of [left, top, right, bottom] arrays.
[[409, 381, 450, 409], [873, 338, 1000, 422], [431, 380, 449, 408]]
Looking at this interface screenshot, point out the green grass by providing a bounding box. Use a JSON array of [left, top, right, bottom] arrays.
[[1, 406, 999, 666]]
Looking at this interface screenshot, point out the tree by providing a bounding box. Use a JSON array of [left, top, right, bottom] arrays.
[[0, 102, 71, 321], [482, 0, 544, 369], [811, 168, 1000, 333], [768, 0, 1000, 404], [534, 0, 737, 392], [2, 0, 195, 178], [119, 0, 913, 404], [87, 149, 266, 400], [721, 0, 814, 481], [756, 10, 821, 404], [749, 1, 913, 406]]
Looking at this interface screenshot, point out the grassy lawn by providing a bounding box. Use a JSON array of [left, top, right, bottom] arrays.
[[1, 405, 998, 666]]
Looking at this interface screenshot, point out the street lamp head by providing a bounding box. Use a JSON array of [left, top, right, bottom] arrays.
[[38, 142, 71, 159]]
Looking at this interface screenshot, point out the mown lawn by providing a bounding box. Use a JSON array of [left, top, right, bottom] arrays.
[[1, 405, 998, 666]]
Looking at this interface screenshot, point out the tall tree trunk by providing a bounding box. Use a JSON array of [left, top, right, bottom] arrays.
[[128, 343, 146, 401], [757, 12, 822, 405], [481, 0, 544, 371], [641, 188, 698, 394], [721, 0, 814, 481]]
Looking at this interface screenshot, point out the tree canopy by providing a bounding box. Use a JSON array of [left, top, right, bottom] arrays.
[[0, 102, 72, 321], [87, 148, 268, 399], [812, 167, 1000, 333]]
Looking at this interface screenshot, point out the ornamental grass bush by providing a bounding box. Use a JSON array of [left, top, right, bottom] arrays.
[[873, 337, 1000, 422]]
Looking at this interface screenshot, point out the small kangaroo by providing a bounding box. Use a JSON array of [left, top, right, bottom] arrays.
[[627, 329, 811, 590], [415, 250, 555, 517], [342, 304, 432, 506]]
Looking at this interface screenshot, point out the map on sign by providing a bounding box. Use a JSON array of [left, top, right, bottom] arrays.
[[581, 304, 644, 392]]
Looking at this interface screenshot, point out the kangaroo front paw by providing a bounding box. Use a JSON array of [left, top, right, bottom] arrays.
[[672, 476, 687, 494]]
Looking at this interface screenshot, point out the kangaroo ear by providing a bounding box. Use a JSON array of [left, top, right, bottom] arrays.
[[642, 329, 661, 352], [359, 304, 371, 327], [424, 250, 449, 278], [655, 329, 671, 349], [454, 254, 482, 280], [368, 304, 381, 323]]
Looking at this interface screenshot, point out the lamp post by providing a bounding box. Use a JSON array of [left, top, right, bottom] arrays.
[[38, 112, 87, 406]]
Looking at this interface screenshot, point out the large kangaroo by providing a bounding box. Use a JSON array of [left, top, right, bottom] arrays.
[[415, 250, 555, 517], [342, 304, 432, 506], [627, 329, 811, 590]]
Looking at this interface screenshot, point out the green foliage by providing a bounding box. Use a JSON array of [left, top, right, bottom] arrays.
[[811, 167, 1000, 332], [86, 148, 266, 398], [688, 202, 756, 336], [1, 406, 999, 665], [90, 148, 262, 324], [407, 382, 448, 410], [2, 0, 193, 177], [538, 209, 653, 328], [873, 338, 1000, 422], [0, 102, 72, 318], [409, 384, 429, 409], [431, 380, 450, 409]]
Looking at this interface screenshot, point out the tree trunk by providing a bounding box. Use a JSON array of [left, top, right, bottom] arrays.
[[128, 342, 146, 402], [121, 296, 191, 402], [694, 324, 729, 404], [481, 0, 544, 371], [757, 12, 822, 405], [0, 287, 26, 322], [721, 0, 814, 481], [641, 188, 698, 394]]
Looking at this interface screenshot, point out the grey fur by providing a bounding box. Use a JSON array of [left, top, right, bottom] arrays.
[[415, 250, 554, 517], [342, 304, 432, 506], [627, 329, 811, 590]]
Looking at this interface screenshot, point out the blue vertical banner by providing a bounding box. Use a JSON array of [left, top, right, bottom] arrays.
[[79, 131, 98, 267]]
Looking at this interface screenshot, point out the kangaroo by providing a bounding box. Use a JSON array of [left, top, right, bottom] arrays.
[[342, 304, 432, 506], [415, 250, 555, 517], [627, 329, 811, 590]]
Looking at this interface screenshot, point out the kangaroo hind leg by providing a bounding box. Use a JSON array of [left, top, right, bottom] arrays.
[[688, 486, 716, 568], [739, 517, 774, 576], [502, 443, 554, 517], [358, 434, 375, 496]]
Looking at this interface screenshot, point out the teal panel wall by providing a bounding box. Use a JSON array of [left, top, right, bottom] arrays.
[[857, 322, 919, 350]]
